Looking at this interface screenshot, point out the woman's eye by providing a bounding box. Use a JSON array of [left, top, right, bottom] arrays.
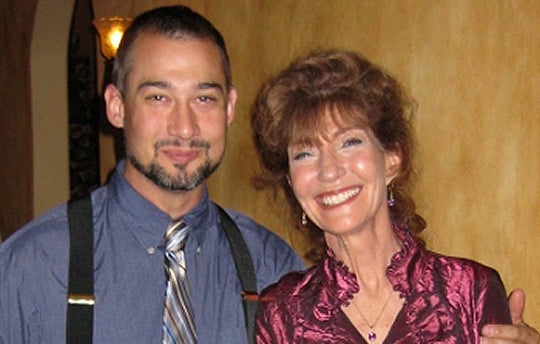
[[291, 150, 312, 161], [342, 137, 363, 147]]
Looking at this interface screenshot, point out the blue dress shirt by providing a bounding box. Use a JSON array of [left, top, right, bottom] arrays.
[[0, 161, 305, 343]]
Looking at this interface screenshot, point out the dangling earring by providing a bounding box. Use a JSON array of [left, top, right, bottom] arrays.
[[387, 185, 396, 207], [301, 212, 308, 226]]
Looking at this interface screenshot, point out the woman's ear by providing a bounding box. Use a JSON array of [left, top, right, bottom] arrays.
[[104, 84, 125, 129], [384, 149, 402, 185]]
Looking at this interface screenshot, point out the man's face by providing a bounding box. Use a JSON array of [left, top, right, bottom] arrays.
[[106, 32, 236, 193]]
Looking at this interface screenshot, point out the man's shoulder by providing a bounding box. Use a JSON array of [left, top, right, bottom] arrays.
[[217, 206, 306, 280], [1, 203, 68, 251], [219, 208, 294, 252], [219, 208, 279, 238], [0, 202, 71, 281], [0, 185, 110, 262]]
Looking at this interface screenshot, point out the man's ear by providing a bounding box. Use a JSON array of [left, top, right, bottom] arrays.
[[384, 149, 402, 185], [225, 86, 237, 126], [104, 84, 125, 129]]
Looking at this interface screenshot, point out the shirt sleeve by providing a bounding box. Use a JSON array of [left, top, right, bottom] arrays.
[[0, 241, 40, 343], [0, 206, 70, 344]]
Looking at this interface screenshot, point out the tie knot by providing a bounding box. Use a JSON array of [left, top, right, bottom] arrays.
[[165, 219, 189, 252]]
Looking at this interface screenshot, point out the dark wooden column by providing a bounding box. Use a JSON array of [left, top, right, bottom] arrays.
[[0, 0, 38, 240], [68, 0, 100, 198]]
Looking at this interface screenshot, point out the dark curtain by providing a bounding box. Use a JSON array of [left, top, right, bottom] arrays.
[[0, 0, 38, 240]]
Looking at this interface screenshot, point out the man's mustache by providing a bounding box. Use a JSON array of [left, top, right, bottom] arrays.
[[154, 139, 210, 150]]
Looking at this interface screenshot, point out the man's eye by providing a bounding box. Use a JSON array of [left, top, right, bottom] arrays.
[[146, 94, 166, 102], [197, 95, 216, 103]]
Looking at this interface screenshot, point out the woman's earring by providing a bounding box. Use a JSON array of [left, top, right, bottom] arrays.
[[387, 185, 396, 207], [301, 212, 308, 226]]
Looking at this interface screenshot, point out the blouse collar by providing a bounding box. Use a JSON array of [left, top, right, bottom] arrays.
[[316, 223, 422, 316]]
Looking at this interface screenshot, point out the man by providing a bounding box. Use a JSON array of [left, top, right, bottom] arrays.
[[0, 6, 303, 344], [0, 5, 537, 344]]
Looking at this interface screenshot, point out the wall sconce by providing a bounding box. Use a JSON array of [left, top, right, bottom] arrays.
[[93, 17, 132, 60]]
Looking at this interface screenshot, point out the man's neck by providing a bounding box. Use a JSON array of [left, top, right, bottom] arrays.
[[123, 162, 205, 219]]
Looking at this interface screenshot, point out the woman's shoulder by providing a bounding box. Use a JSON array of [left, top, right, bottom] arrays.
[[260, 263, 321, 306], [422, 250, 505, 289], [429, 251, 499, 274], [259, 250, 357, 309], [415, 250, 511, 324]]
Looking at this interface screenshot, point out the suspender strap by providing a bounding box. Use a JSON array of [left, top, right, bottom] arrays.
[[65, 197, 258, 344], [215, 204, 259, 344], [66, 195, 94, 344]]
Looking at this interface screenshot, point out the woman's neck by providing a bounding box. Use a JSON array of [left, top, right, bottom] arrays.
[[331, 224, 404, 344], [326, 222, 401, 292]]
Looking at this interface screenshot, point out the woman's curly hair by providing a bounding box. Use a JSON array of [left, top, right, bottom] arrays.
[[251, 49, 426, 262]]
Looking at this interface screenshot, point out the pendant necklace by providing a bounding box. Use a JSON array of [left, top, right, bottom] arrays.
[[351, 288, 393, 342]]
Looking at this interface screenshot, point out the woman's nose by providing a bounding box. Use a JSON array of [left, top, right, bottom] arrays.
[[317, 150, 345, 182]]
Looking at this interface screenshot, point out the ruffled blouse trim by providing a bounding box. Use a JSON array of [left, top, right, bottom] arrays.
[[311, 249, 358, 321], [317, 223, 421, 317], [386, 223, 422, 297]]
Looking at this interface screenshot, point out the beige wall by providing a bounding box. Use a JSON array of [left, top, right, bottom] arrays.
[[31, 0, 73, 217], [32, 0, 539, 324]]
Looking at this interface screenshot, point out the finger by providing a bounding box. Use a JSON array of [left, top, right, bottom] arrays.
[[482, 323, 540, 344], [481, 323, 521, 339], [507, 288, 526, 324]]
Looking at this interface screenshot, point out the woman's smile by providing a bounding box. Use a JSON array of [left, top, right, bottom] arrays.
[[316, 186, 361, 207]]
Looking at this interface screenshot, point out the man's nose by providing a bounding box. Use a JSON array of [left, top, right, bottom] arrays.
[[167, 102, 200, 139]]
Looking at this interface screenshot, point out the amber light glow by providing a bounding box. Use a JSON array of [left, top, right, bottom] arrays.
[[93, 17, 132, 60]]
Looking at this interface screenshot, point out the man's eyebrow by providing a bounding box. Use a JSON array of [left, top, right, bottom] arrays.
[[135, 80, 225, 94], [137, 80, 171, 92], [198, 81, 225, 93]]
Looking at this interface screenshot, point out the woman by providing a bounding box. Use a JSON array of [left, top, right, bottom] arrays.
[[250, 49, 511, 343]]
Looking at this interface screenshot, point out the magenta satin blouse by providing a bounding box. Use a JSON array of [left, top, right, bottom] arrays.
[[255, 224, 511, 343]]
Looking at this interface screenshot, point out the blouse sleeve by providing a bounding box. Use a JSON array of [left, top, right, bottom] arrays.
[[254, 299, 292, 344], [476, 267, 512, 329]]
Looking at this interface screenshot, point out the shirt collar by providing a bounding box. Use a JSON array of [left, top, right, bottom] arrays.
[[108, 160, 216, 249], [179, 187, 216, 248]]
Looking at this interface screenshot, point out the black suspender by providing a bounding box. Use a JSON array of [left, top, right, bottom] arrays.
[[66, 196, 258, 344], [215, 205, 259, 343], [66, 196, 95, 344]]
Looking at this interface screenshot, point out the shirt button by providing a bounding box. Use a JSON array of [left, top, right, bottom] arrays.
[[147, 247, 155, 255], [196, 246, 201, 254]]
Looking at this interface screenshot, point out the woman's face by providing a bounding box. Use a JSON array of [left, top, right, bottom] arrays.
[[287, 115, 400, 236]]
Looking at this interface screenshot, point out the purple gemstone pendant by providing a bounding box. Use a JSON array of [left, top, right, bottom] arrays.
[[368, 331, 377, 341]]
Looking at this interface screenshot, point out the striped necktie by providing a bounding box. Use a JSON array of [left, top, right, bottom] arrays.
[[163, 219, 197, 344]]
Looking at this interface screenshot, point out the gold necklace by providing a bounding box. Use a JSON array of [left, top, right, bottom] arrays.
[[350, 288, 393, 342]]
